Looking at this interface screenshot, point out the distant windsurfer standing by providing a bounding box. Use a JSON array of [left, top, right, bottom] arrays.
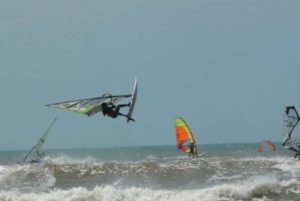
[[189, 142, 197, 158], [101, 102, 135, 122]]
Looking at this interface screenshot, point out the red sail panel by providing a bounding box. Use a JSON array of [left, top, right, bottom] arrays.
[[175, 117, 194, 153], [258, 140, 276, 153], [176, 126, 190, 152], [265, 140, 276, 152], [258, 143, 264, 152]]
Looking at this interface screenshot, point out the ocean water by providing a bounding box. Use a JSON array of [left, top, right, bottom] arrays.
[[0, 143, 299, 201]]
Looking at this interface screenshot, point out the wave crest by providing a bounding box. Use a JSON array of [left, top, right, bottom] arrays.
[[0, 177, 299, 201]]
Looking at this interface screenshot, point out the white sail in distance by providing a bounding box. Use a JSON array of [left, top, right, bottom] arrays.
[[23, 118, 57, 163], [283, 106, 300, 152]]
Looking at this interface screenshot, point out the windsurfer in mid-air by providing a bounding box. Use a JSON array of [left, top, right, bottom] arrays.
[[46, 79, 137, 123], [101, 102, 135, 122]]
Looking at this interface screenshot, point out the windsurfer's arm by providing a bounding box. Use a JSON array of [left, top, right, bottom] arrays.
[[109, 104, 116, 109]]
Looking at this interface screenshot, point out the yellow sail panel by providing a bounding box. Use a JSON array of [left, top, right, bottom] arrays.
[[175, 117, 196, 153]]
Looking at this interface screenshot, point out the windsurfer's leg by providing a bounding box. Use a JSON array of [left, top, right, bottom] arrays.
[[116, 112, 135, 122], [116, 103, 130, 110], [126, 116, 135, 122], [114, 104, 135, 122], [117, 113, 127, 117], [115, 104, 130, 115]]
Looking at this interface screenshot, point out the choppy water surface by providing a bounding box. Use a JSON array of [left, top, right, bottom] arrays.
[[0, 144, 299, 201]]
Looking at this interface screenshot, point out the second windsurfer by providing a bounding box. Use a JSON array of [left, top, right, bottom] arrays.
[[189, 142, 197, 158]]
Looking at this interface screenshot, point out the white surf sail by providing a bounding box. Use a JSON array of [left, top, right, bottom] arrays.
[[46, 94, 131, 116], [23, 118, 57, 163], [283, 106, 300, 153]]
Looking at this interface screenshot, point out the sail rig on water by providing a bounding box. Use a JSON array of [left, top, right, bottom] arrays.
[[23, 118, 57, 163], [175, 117, 199, 158], [283, 106, 300, 157]]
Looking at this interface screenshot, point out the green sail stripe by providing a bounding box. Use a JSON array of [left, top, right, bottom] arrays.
[[175, 117, 186, 126], [63, 107, 92, 114], [175, 117, 195, 143]]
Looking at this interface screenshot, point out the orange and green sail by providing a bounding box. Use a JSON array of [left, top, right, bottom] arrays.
[[175, 117, 198, 156]]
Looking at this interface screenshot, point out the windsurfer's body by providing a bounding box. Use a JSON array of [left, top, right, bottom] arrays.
[[101, 102, 134, 122], [293, 149, 300, 159], [188, 142, 197, 158], [286, 146, 300, 159]]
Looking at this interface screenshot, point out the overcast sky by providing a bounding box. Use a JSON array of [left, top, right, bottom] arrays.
[[0, 0, 300, 150]]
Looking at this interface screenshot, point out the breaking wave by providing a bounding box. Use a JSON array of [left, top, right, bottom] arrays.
[[0, 177, 299, 201], [0, 164, 55, 192], [1, 154, 300, 200]]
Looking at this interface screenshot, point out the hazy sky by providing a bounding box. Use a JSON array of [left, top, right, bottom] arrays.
[[0, 0, 300, 150]]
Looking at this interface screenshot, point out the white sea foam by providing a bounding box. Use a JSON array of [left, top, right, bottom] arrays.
[[272, 160, 300, 171], [213, 156, 293, 163], [145, 154, 158, 160], [1, 154, 299, 200], [0, 164, 56, 192], [0, 176, 298, 201], [44, 155, 98, 164], [0, 165, 6, 173]]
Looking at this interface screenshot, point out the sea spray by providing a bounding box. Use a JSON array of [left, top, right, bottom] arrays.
[[0, 145, 299, 200]]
